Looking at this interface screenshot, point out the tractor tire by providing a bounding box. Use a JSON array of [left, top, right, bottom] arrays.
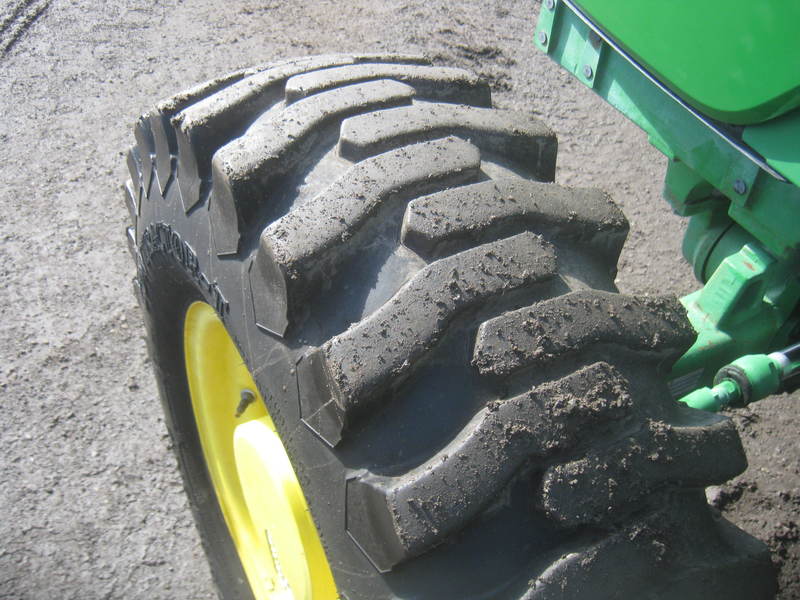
[[125, 55, 777, 599]]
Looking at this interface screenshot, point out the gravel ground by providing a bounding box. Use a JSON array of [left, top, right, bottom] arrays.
[[1, 1, 797, 598]]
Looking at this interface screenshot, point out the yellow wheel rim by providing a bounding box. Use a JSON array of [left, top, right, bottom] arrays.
[[183, 301, 338, 600]]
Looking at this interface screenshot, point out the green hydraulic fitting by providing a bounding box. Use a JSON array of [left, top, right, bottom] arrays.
[[715, 354, 783, 406], [680, 344, 800, 411], [680, 379, 741, 412]]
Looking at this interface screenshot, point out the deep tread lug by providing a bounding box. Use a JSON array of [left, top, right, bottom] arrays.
[[210, 79, 417, 254], [250, 136, 481, 335], [133, 113, 156, 198], [123, 179, 138, 223], [149, 66, 254, 195], [126, 145, 142, 183], [472, 290, 696, 377], [125, 225, 137, 260], [522, 493, 776, 599], [285, 64, 491, 106], [171, 55, 429, 213], [174, 55, 370, 213], [298, 232, 557, 446], [351, 54, 431, 66], [345, 362, 632, 569], [339, 104, 557, 181], [402, 178, 628, 262], [125, 146, 143, 218], [540, 417, 746, 526]]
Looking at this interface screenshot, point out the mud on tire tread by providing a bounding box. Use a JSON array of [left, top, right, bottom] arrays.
[[127, 54, 776, 599]]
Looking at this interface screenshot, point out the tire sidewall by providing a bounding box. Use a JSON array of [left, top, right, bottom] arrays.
[[134, 213, 371, 599], [137, 246, 256, 600]]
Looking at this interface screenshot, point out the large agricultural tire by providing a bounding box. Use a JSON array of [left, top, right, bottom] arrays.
[[124, 55, 777, 599]]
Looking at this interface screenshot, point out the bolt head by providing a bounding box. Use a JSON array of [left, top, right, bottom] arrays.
[[582, 64, 594, 79], [538, 30, 548, 45], [545, 0, 556, 10], [733, 179, 748, 195]]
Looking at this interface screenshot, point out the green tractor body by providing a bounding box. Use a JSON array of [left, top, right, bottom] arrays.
[[571, 0, 800, 126], [536, 0, 800, 407]]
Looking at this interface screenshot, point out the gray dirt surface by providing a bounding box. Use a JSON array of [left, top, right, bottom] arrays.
[[0, 1, 796, 598]]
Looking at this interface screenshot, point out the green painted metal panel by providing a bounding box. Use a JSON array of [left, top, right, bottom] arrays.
[[744, 108, 800, 187], [574, 0, 800, 124], [534, 2, 800, 258]]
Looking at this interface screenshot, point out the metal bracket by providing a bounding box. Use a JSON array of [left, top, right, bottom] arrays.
[[534, 0, 558, 53], [576, 30, 602, 88]]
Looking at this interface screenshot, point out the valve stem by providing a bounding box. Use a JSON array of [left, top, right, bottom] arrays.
[[236, 389, 257, 418]]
